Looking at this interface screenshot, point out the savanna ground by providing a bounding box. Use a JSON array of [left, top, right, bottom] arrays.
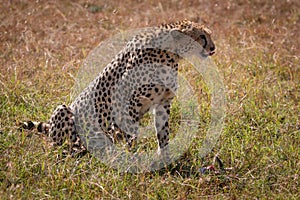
[[0, 0, 299, 199]]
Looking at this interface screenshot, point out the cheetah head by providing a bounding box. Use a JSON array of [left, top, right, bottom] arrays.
[[166, 20, 216, 58]]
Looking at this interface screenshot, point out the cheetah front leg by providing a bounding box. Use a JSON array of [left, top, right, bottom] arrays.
[[153, 102, 171, 162]]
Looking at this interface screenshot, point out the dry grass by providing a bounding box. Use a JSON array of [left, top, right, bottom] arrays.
[[0, 0, 299, 199]]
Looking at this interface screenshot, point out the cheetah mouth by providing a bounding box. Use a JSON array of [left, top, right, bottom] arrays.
[[201, 51, 215, 57], [209, 51, 215, 56]]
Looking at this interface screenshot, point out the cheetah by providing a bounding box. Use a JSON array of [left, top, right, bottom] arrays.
[[24, 20, 215, 161]]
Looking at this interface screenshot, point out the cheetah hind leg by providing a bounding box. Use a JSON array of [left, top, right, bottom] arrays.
[[21, 105, 87, 157], [47, 105, 87, 157]]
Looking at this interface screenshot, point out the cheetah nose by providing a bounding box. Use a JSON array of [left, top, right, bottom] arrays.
[[209, 46, 215, 56]]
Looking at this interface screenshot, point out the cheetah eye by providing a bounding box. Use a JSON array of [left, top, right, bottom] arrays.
[[199, 34, 208, 49], [199, 35, 207, 42]]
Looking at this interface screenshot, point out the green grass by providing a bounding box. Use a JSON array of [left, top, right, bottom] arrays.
[[1, 0, 299, 199]]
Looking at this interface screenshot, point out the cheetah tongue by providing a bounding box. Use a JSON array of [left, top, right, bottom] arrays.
[[209, 51, 215, 56]]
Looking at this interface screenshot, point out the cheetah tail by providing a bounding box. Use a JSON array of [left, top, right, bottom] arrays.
[[21, 121, 50, 134]]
